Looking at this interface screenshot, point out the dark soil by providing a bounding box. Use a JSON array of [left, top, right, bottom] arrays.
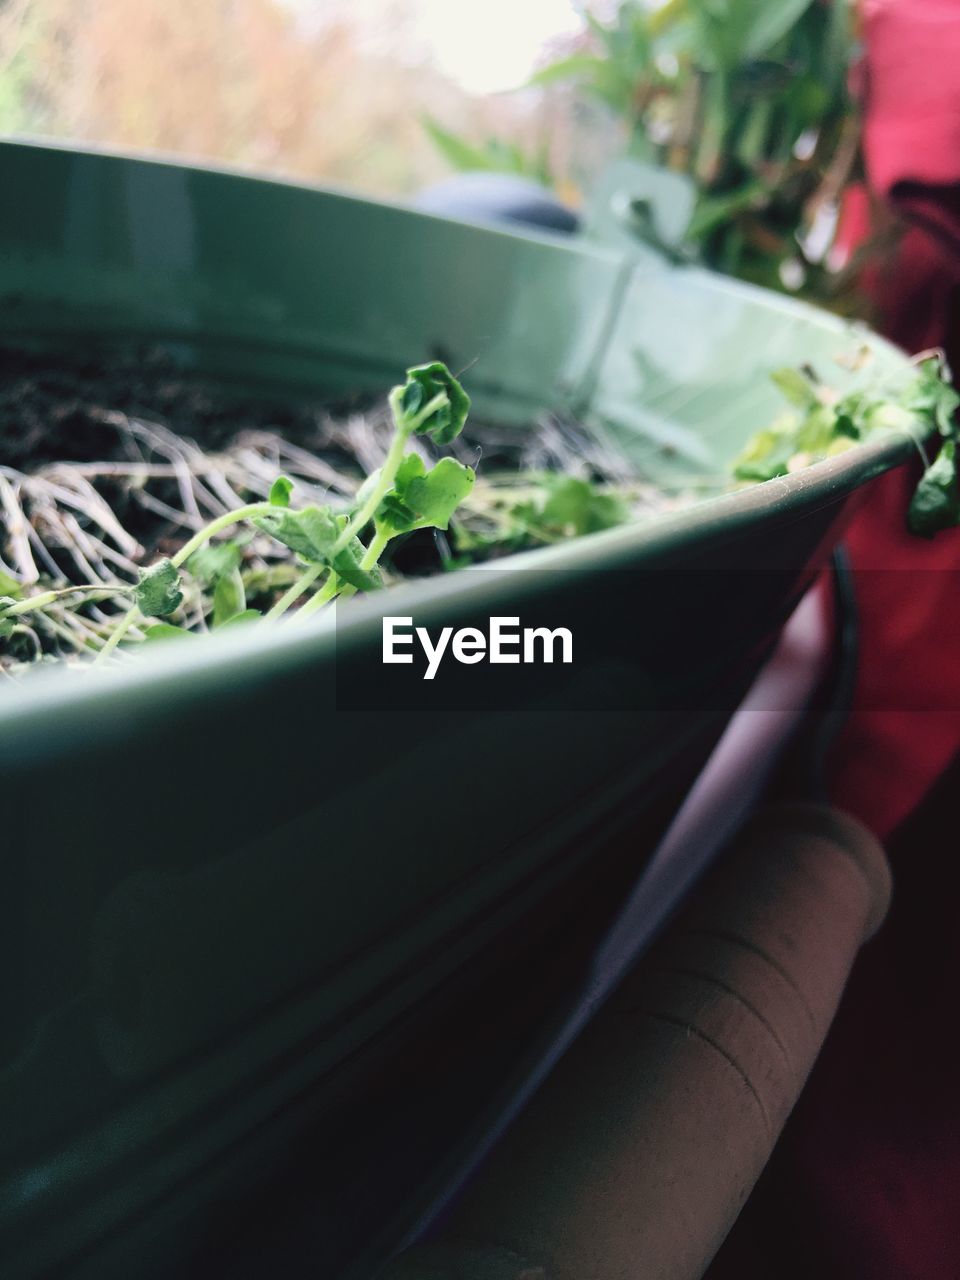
[[0, 341, 642, 586], [0, 342, 635, 478], [0, 343, 358, 470]]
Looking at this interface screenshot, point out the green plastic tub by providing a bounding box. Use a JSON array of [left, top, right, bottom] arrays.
[[0, 141, 921, 1277]]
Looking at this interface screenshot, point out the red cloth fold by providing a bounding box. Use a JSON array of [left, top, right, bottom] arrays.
[[710, 7, 960, 1279], [829, 0, 960, 839], [762, 5, 960, 1277], [860, 0, 960, 195]]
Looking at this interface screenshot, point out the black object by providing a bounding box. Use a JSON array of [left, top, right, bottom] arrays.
[[416, 173, 580, 234]]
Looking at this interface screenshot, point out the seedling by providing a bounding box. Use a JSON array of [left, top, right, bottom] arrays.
[[83, 362, 475, 662], [451, 473, 633, 562], [3, 350, 957, 678], [734, 351, 960, 535]]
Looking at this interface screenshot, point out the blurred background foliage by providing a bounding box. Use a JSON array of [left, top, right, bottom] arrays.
[[0, 0, 583, 193], [0, 0, 878, 306], [426, 0, 876, 306]]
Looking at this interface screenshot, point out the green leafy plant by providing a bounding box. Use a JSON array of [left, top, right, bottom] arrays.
[[546, 0, 862, 294], [452, 474, 632, 561], [427, 1, 872, 306], [422, 116, 554, 187], [0, 362, 476, 667], [734, 351, 960, 534], [4, 350, 957, 678]]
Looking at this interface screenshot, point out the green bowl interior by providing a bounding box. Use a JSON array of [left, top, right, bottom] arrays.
[[0, 139, 915, 496]]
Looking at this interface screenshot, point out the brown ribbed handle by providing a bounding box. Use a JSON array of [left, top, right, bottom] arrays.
[[383, 804, 890, 1280]]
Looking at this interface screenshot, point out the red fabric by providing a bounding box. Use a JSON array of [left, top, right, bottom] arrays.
[[860, 0, 960, 193], [829, 0, 960, 839], [709, 6, 960, 1279], [819, 2, 960, 1269], [819, 2, 960, 1273]]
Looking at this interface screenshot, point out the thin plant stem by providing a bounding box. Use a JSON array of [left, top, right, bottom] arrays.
[[291, 525, 392, 626], [361, 528, 391, 571], [94, 500, 285, 656], [171, 502, 278, 568], [265, 562, 325, 621], [276, 388, 448, 622], [294, 573, 341, 622], [332, 389, 447, 554], [1, 583, 133, 617], [92, 605, 140, 667]]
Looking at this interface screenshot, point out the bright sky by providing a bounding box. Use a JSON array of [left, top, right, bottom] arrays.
[[286, 0, 587, 94], [411, 0, 585, 93]]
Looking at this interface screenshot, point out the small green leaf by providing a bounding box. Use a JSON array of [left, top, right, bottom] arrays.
[[737, 356, 960, 491], [253, 504, 383, 589], [421, 115, 501, 172], [0, 618, 14, 641], [331, 540, 383, 593], [212, 568, 247, 628], [862, 401, 918, 434], [771, 367, 819, 410], [499, 476, 630, 544], [375, 455, 475, 535], [403, 457, 476, 530], [540, 476, 629, 537], [376, 493, 418, 531], [732, 421, 796, 481], [527, 52, 607, 88], [687, 180, 767, 242], [831, 390, 869, 440], [400, 362, 471, 444], [908, 440, 960, 538], [394, 452, 425, 489], [187, 540, 243, 586], [534, 480, 582, 532], [143, 623, 194, 643], [734, 457, 788, 482], [421, 117, 553, 184], [795, 405, 845, 454], [323, 514, 382, 592], [254, 505, 339, 563], [740, 0, 816, 61], [269, 475, 294, 507], [0, 571, 21, 599], [688, 0, 815, 70], [905, 357, 960, 436], [135, 559, 184, 618]]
